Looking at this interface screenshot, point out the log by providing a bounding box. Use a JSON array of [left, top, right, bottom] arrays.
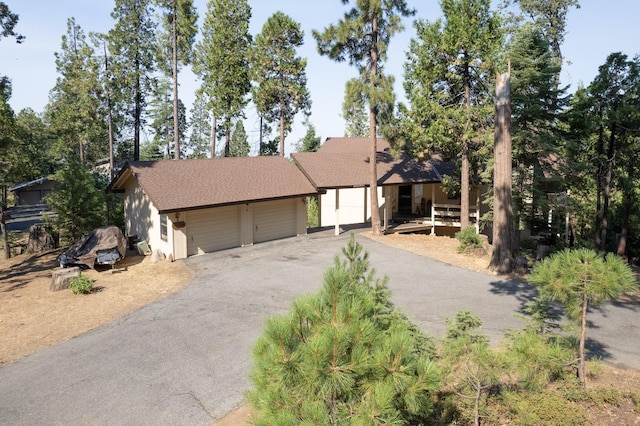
[[50, 267, 80, 292]]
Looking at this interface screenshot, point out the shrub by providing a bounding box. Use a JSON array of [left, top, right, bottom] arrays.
[[306, 196, 318, 228], [69, 275, 94, 294], [455, 225, 483, 253], [248, 235, 441, 424], [1, 230, 19, 254]]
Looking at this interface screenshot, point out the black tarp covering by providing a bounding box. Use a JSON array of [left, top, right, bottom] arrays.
[[59, 225, 127, 268]]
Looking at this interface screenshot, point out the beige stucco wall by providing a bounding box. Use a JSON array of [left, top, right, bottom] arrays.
[[124, 178, 174, 258], [319, 187, 385, 227]]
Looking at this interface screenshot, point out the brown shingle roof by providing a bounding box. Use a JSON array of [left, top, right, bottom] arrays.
[[291, 150, 446, 190], [318, 137, 391, 153], [108, 156, 318, 213]]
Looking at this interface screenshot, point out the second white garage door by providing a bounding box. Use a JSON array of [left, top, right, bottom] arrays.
[[187, 205, 241, 256], [253, 199, 297, 244]]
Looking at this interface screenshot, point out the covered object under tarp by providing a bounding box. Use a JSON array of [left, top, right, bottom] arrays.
[[58, 226, 127, 269]]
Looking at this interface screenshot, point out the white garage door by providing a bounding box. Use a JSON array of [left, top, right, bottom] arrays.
[[253, 199, 297, 244], [187, 205, 241, 256]]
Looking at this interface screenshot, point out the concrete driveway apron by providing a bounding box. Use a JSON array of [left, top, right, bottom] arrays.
[[0, 233, 637, 425]]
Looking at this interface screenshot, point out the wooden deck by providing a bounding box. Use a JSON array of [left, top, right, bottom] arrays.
[[386, 203, 479, 235]]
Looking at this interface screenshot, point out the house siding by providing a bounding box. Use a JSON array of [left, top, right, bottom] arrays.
[[319, 187, 384, 227], [124, 178, 173, 257]]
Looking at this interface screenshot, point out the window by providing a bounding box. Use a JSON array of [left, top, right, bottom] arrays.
[[160, 214, 168, 241]]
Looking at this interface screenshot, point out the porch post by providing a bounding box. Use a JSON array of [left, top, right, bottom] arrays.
[[475, 187, 480, 234], [431, 184, 435, 235], [383, 186, 389, 232], [335, 189, 340, 236]]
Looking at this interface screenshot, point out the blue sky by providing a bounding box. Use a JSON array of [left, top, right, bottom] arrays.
[[1, 0, 639, 156]]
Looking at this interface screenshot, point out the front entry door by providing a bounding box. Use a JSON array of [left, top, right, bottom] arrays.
[[398, 185, 412, 214]]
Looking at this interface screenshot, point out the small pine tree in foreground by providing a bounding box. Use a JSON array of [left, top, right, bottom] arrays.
[[529, 248, 637, 384], [248, 235, 440, 424]]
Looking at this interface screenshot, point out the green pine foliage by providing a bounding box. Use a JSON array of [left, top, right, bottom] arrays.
[[455, 225, 484, 253], [45, 158, 107, 244], [229, 120, 249, 157], [69, 275, 94, 294], [248, 235, 440, 424], [306, 196, 319, 228], [530, 248, 637, 384], [193, 0, 251, 157], [249, 11, 310, 157]]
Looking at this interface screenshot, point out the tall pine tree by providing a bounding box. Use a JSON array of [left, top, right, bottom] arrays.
[[156, 0, 197, 159], [402, 0, 503, 229], [108, 0, 157, 161], [46, 18, 107, 164], [313, 0, 415, 236], [193, 0, 251, 157], [249, 12, 310, 157]]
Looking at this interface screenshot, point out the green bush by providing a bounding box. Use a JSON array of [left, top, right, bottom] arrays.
[[306, 196, 318, 228], [455, 225, 483, 253], [69, 275, 94, 294], [248, 235, 441, 424], [1, 230, 19, 254]]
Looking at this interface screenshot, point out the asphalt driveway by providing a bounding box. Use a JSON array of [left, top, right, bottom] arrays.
[[0, 233, 637, 425]]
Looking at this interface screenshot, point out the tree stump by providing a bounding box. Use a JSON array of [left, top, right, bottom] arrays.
[[27, 224, 56, 253], [50, 267, 80, 292]]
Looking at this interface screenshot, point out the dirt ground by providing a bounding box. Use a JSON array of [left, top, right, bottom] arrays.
[[1, 232, 639, 425], [0, 246, 191, 366]]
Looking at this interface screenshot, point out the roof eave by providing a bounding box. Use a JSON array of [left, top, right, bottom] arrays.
[[157, 191, 322, 215]]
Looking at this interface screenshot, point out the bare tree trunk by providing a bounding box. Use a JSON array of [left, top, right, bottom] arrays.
[[210, 114, 216, 157], [103, 41, 115, 177], [134, 70, 141, 161], [460, 62, 472, 229], [617, 178, 632, 258], [172, 0, 180, 160], [490, 71, 514, 274], [600, 123, 616, 251], [579, 294, 588, 385], [224, 119, 231, 157], [368, 14, 381, 236], [1, 208, 9, 260], [279, 106, 285, 157], [594, 114, 605, 249], [460, 146, 470, 229]]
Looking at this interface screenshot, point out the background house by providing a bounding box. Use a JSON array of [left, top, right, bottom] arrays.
[[9, 177, 54, 206], [107, 157, 318, 260]]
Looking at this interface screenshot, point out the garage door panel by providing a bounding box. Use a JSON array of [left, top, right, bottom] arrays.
[[187, 206, 241, 255], [253, 199, 296, 244]]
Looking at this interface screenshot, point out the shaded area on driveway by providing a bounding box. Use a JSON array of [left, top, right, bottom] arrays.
[[0, 233, 637, 425]]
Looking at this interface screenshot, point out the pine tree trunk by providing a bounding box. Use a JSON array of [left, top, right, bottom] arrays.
[[210, 114, 216, 157], [617, 180, 632, 258], [460, 64, 472, 229], [368, 14, 381, 236], [134, 70, 141, 161], [594, 115, 605, 249], [579, 293, 588, 385], [490, 72, 514, 274], [1, 208, 9, 260], [172, 0, 180, 160], [279, 108, 285, 157], [460, 145, 470, 229], [600, 122, 616, 251], [224, 119, 231, 157]]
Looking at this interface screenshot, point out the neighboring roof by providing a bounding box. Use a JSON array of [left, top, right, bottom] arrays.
[[9, 177, 50, 192], [107, 156, 319, 213], [291, 150, 450, 190], [319, 137, 391, 153]]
